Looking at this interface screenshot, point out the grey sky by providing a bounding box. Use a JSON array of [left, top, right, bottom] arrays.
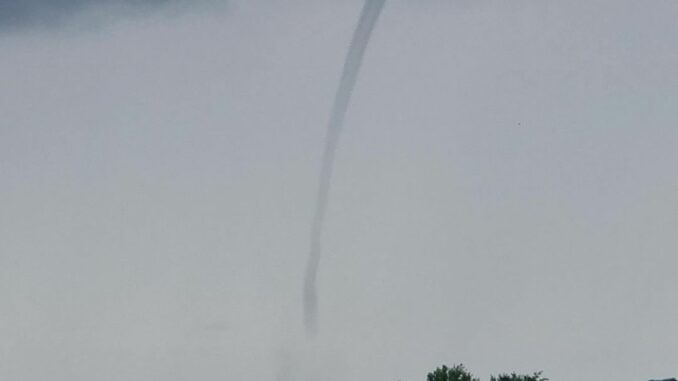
[[1, 1, 677, 380]]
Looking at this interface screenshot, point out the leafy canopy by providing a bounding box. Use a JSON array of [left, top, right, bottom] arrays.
[[490, 372, 548, 381], [424, 364, 548, 381], [427, 364, 479, 381]]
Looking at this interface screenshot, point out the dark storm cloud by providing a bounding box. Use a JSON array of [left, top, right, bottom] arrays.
[[0, 0, 177, 29]]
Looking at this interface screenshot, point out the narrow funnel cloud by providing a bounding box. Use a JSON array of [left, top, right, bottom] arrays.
[[304, 0, 386, 335]]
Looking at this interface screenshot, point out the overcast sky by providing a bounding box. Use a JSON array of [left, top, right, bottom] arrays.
[[1, 1, 677, 380]]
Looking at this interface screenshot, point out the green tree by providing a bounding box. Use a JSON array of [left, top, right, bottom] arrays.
[[489, 371, 548, 381], [427, 364, 480, 381]]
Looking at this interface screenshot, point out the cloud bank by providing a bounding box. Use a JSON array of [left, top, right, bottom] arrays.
[[0, 0, 212, 30]]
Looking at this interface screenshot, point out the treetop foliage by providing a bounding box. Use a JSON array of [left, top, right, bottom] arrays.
[[490, 371, 548, 381], [427, 364, 479, 381], [425, 364, 547, 381]]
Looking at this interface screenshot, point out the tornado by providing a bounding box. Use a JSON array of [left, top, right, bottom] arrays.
[[304, 0, 386, 335]]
